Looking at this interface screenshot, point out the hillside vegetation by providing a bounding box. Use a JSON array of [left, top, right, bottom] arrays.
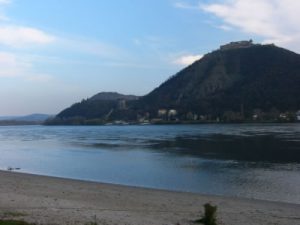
[[47, 42, 300, 124]]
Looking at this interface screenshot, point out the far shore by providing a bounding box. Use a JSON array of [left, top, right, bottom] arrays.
[[0, 120, 299, 126], [0, 170, 299, 225], [44, 119, 300, 126]]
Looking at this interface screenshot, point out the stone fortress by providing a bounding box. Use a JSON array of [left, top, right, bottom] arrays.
[[220, 39, 257, 50]]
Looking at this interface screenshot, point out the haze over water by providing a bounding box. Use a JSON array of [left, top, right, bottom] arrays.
[[0, 124, 300, 204]]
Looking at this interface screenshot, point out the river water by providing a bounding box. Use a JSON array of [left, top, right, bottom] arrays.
[[0, 124, 299, 204]]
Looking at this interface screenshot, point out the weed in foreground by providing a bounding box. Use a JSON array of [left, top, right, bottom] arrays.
[[0, 220, 35, 225], [85, 215, 99, 225], [2, 212, 27, 218], [194, 203, 218, 225]]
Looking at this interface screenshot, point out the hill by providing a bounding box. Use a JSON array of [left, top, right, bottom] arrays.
[[89, 92, 139, 101], [48, 41, 300, 124], [49, 92, 140, 124], [136, 41, 300, 121]]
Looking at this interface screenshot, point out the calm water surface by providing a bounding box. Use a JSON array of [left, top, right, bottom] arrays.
[[0, 124, 300, 204]]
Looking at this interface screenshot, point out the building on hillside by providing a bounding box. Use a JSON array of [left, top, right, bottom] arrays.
[[117, 99, 127, 110]]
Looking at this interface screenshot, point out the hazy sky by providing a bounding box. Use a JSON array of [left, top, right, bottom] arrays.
[[1, 0, 300, 115]]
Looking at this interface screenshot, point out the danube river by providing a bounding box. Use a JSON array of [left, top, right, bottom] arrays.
[[0, 124, 299, 204]]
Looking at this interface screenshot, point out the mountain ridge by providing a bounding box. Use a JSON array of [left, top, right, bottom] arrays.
[[88, 92, 139, 101]]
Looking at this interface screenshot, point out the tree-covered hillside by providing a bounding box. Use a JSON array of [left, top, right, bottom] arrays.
[[47, 42, 300, 124]]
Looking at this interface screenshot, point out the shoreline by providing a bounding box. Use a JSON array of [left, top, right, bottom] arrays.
[[0, 170, 299, 225], [1, 169, 299, 206], [45, 120, 300, 126]]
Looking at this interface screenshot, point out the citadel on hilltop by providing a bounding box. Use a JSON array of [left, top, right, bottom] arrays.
[[219, 40, 275, 51], [220, 40, 257, 50]]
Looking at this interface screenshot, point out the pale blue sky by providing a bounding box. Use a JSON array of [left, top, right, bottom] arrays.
[[0, 0, 299, 115]]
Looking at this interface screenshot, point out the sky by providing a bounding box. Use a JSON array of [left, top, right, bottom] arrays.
[[1, 0, 300, 116]]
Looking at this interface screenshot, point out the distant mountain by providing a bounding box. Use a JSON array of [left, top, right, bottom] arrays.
[[0, 114, 52, 126], [0, 114, 52, 122], [48, 41, 300, 124], [17, 114, 53, 122]]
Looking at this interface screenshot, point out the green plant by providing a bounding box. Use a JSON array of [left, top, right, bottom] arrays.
[[85, 215, 98, 225], [2, 212, 27, 218], [195, 203, 217, 225], [0, 220, 34, 225], [85, 222, 98, 225]]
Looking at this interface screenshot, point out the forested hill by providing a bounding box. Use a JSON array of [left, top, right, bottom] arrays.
[[138, 42, 300, 116], [47, 41, 300, 124], [52, 92, 140, 123]]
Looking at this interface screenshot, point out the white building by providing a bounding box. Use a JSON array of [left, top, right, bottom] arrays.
[[158, 109, 168, 117], [297, 111, 300, 121], [168, 109, 177, 117]]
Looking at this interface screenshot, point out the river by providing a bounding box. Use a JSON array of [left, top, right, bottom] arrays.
[[0, 124, 299, 204]]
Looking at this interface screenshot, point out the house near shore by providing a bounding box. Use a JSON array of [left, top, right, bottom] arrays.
[[279, 113, 287, 120], [297, 111, 300, 121], [157, 109, 178, 121], [168, 109, 177, 117], [158, 109, 168, 117]]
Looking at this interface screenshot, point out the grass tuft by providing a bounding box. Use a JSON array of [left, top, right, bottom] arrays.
[[2, 212, 27, 218], [85, 215, 99, 225], [0, 220, 34, 225], [194, 203, 218, 225]]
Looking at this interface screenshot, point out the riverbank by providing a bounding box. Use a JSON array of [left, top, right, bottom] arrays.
[[0, 171, 299, 225]]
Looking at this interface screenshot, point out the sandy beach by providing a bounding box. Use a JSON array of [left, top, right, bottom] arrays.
[[0, 170, 299, 225]]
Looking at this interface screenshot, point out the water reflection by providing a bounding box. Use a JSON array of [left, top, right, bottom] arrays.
[[148, 134, 300, 162]]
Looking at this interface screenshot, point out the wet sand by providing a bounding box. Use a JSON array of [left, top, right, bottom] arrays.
[[0, 170, 299, 225]]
